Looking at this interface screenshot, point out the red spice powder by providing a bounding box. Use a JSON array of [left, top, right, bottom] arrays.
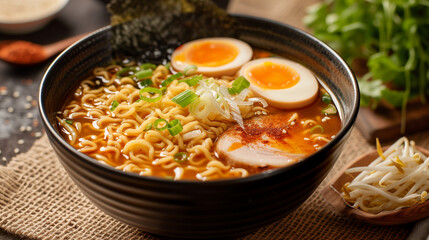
[[0, 41, 46, 64], [235, 113, 292, 144]]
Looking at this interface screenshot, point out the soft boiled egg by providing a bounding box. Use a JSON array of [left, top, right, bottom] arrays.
[[171, 37, 252, 77], [239, 58, 319, 109]]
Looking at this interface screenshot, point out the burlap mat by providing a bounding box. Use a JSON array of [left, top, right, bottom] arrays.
[[1, 128, 428, 240]]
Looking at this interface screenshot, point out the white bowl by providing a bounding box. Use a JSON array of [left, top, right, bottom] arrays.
[[0, 0, 69, 34]]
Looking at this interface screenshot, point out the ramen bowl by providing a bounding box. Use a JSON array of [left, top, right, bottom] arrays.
[[39, 15, 359, 239]]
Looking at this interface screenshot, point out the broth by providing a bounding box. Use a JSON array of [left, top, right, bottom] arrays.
[[57, 47, 342, 181]]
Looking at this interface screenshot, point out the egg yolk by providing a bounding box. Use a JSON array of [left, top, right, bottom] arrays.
[[247, 61, 300, 89], [177, 41, 239, 67]]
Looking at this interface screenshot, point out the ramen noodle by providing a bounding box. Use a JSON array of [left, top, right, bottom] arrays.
[[58, 47, 342, 181]]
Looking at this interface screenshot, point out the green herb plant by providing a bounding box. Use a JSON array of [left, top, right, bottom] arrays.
[[305, 0, 429, 133]]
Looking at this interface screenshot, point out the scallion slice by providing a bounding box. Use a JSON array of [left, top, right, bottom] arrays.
[[65, 119, 73, 125], [321, 93, 332, 103], [144, 122, 153, 130], [160, 87, 167, 94], [164, 62, 171, 70], [189, 95, 211, 119], [179, 74, 202, 87], [322, 104, 337, 115], [171, 90, 198, 108], [137, 79, 153, 88], [134, 69, 153, 80], [139, 87, 162, 103], [310, 125, 325, 134], [167, 119, 183, 136], [174, 152, 188, 163], [154, 119, 168, 130], [228, 76, 250, 95], [140, 63, 156, 70], [161, 72, 183, 87], [116, 67, 134, 77], [183, 65, 198, 76], [110, 100, 119, 111]]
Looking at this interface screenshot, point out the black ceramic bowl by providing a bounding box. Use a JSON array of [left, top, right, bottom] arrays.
[[39, 15, 359, 239]]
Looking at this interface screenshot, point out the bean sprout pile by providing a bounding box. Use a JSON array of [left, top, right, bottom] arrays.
[[341, 137, 429, 214]]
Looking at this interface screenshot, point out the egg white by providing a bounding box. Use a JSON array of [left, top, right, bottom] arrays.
[[171, 37, 253, 77], [239, 58, 319, 109]]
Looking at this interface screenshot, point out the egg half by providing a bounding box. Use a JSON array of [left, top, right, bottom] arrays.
[[239, 58, 319, 109], [171, 37, 252, 77]]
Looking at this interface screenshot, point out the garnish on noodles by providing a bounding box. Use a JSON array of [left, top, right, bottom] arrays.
[[341, 137, 429, 213], [57, 48, 342, 181]]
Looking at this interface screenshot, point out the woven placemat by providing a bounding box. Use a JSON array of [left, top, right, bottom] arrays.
[[1, 128, 428, 240]]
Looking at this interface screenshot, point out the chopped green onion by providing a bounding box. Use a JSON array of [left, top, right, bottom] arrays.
[[139, 87, 162, 103], [310, 125, 325, 134], [160, 87, 168, 94], [161, 72, 183, 87], [189, 95, 211, 119], [322, 104, 337, 115], [116, 67, 134, 77], [164, 62, 171, 70], [228, 76, 250, 95], [183, 65, 198, 76], [134, 69, 153, 80], [137, 79, 153, 88], [179, 74, 202, 87], [140, 63, 156, 70], [321, 93, 332, 103], [171, 90, 199, 108], [65, 119, 73, 125], [154, 119, 168, 130], [167, 119, 183, 136], [144, 122, 152, 130], [174, 152, 188, 163], [110, 100, 119, 111]]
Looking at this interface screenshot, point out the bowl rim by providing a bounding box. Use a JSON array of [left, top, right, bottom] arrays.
[[0, 0, 69, 24], [39, 14, 360, 185]]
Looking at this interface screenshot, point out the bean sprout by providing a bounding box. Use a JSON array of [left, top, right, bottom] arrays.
[[341, 137, 429, 213]]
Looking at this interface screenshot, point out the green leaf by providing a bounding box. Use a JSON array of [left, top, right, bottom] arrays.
[[367, 52, 403, 81], [358, 78, 385, 99], [381, 89, 405, 108], [305, 0, 429, 121]]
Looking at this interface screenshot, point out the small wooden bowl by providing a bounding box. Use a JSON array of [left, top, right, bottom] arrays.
[[322, 145, 429, 225]]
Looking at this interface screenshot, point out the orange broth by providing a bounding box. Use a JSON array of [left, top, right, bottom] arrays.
[[58, 49, 342, 180]]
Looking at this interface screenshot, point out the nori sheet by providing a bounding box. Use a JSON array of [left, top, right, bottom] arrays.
[[107, 0, 238, 64]]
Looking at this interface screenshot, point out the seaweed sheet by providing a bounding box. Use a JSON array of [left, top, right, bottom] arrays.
[[107, 0, 238, 64]]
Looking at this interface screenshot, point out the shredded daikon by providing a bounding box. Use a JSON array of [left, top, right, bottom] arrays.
[[341, 137, 429, 213]]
